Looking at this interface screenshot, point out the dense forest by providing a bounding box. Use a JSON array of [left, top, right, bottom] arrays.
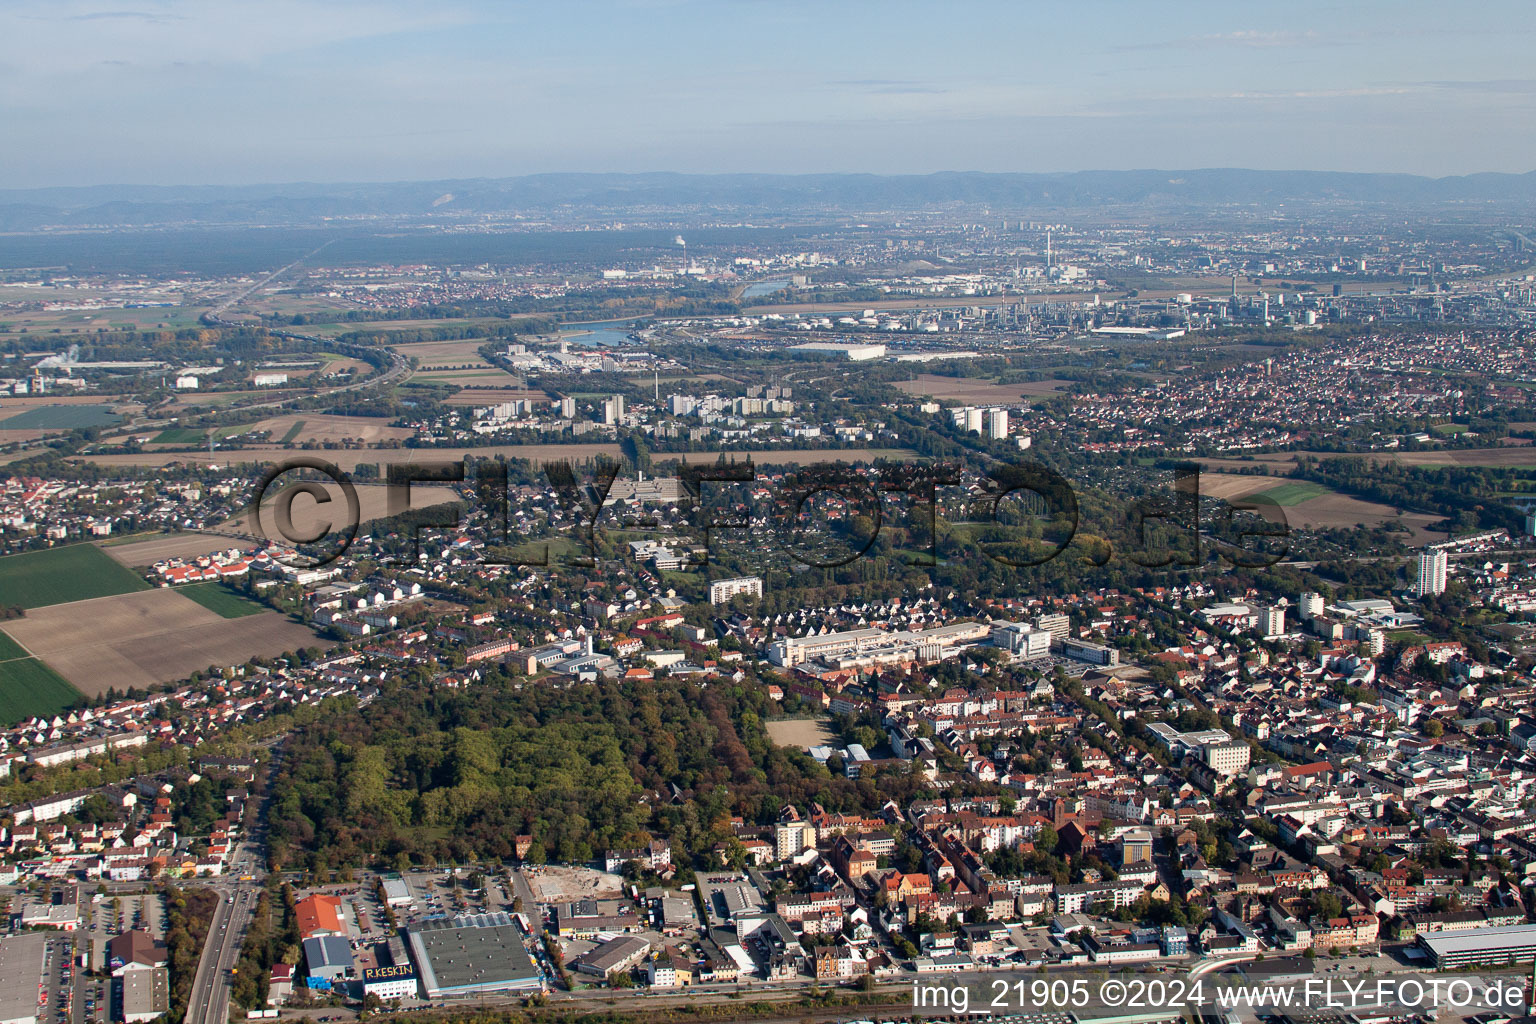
[[266, 675, 933, 874]]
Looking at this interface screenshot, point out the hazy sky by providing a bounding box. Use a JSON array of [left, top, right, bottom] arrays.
[[4, 0, 1535, 187]]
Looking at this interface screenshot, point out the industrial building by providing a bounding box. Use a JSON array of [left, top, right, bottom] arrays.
[[1417, 923, 1536, 968], [380, 877, 413, 907], [360, 964, 419, 1001], [406, 913, 544, 998], [301, 935, 354, 982], [788, 342, 886, 361], [570, 935, 651, 978], [116, 968, 168, 1023], [0, 933, 48, 1024]]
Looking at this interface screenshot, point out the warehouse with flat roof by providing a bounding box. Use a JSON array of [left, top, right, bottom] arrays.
[[406, 913, 543, 998], [0, 933, 48, 1024], [117, 968, 168, 1023], [1417, 923, 1536, 968]]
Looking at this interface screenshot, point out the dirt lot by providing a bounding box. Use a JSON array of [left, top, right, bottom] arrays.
[[102, 533, 249, 567], [893, 373, 1069, 402], [765, 717, 837, 749], [528, 865, 625, 901], [2, 589, 325, 695]]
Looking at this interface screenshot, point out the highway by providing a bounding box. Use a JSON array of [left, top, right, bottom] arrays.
[[184, 888, 257, 1024]]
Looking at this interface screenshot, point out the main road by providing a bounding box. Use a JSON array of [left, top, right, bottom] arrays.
[[184, 887, 258, 1024]]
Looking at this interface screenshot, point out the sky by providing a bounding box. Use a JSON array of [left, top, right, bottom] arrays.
[[3, 0, 1536, 188]]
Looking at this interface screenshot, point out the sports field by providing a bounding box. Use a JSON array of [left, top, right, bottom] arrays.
[[0, 545, 152, 609], [176, 582, 267, 619]]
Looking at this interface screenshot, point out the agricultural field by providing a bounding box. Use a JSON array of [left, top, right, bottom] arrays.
[[0, 544, 152, 609], [2, 589, 326, 696], [0, 655, 83, 725], [150, 423, 250, 445], [102, 532, 244, 567], [1393, 446, 1536, 468], [175, 582, 267, 619], [0, 632, 27, 661], [229, 482, 462, 536], [1192, 471, 1442, 543], [71, 441, 627, 472], [0, 304, 201, 335], [893, 373, 1069, 403], [410, 369, 522, 387], [302, 316, 515, 338], [243, 412, 415, 445], [1252, 481, 1332, 506], [443, 389, 552, 407], [0, 404, 121, 430], [664, 448, 918, 467], [1197, 472, 1286, 501], [390, 338, 497, 369], [1269, 493, 1443, 544]]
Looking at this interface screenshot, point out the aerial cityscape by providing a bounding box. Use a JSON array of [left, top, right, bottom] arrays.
[[6, 4, 1536, 1024]]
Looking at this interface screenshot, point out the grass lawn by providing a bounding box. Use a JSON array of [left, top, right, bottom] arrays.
[[175, 582, 267, 619], [0, 544, 152, 609], [280, 420, 306, 444], [1253, 481, 1332, 506], [0, 655, 82, 725]]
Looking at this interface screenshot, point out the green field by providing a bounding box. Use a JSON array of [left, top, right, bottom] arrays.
[[0, 631, 27, 661], [0, 654, 81, 725], [1252, 481, 1332, 506], [176, 582, 267, 619], [0, 544, 152, 609], [0, 405, 121, 430], [280, 420, 307, 444]]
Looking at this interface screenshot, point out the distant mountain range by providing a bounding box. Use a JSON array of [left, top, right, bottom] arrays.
[[3, 169, 1536, 231]]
